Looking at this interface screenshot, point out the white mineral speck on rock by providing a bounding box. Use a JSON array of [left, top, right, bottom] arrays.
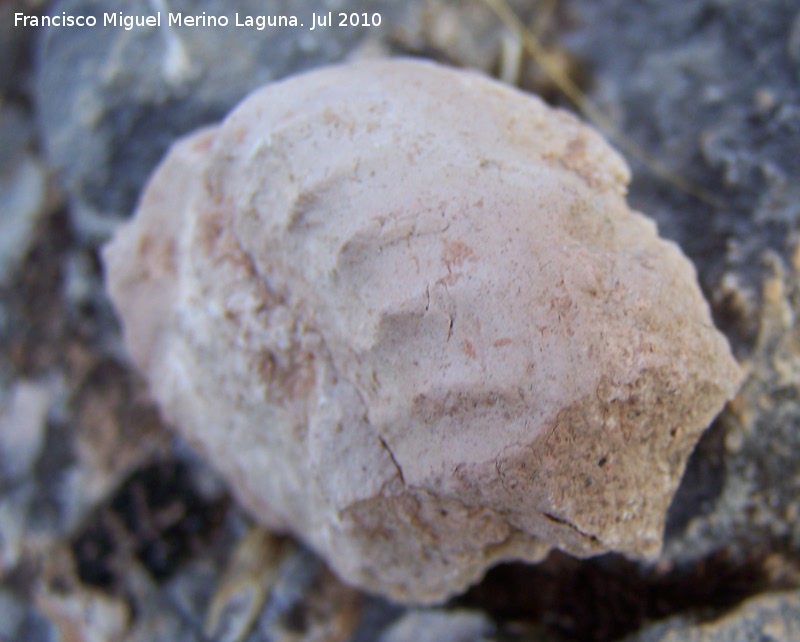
[[103, 59, 742, 603]]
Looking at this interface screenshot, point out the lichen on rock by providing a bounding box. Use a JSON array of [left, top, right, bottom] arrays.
[[103, 59, 742, 603]]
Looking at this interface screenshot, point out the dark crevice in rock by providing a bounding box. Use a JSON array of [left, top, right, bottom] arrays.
[[460, 548, 776, 642], [542, 511, 599, 545], [378, 435, 406, 486], [71, 459, 230, 591]]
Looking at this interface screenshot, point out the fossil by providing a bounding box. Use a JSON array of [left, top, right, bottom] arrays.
[[104, 59, 742, 603]]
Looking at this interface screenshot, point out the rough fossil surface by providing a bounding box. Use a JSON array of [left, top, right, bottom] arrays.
[[103, 59, 741, 603]]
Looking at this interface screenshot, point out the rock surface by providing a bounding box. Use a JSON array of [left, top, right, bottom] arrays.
[[624, 589, 800, 642], [104, 59, 741, 603], [0, 106, 47, 286], [379, 609, 494, 642]]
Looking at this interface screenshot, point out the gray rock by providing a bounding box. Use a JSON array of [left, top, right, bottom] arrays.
[[0, 378, 60, 574], [0, 106, 47, 286], [0, 2, 35, 98], [128, 560, 220, 642], [0, 484, 36, 575], [0, 380, 51, 482], [379, 609, 495, 642], [0, 588, 57, 642], [35, 0, 404, 241]]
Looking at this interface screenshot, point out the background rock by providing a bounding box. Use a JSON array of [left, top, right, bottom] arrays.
[[379, 609, 495, 642], [0, 587, 57, 642], [0, 106, 48, 287]]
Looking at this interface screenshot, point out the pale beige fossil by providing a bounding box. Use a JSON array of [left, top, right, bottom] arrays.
[[104, 59, 742, 604]]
